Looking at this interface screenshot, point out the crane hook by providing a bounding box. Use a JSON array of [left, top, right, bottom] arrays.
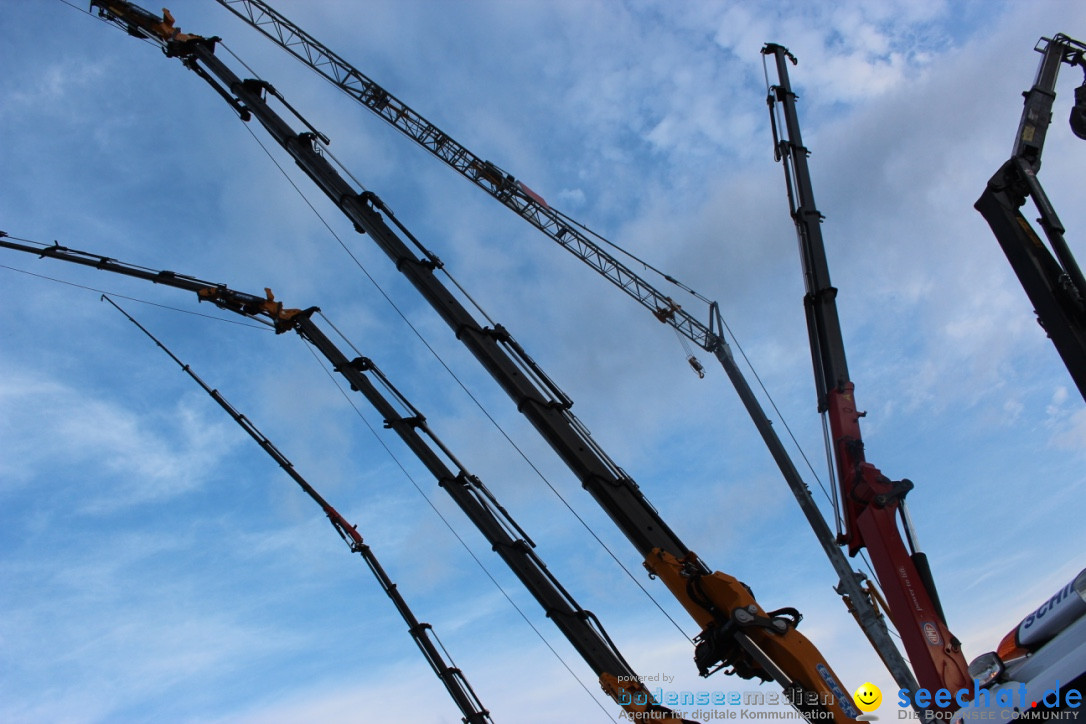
[[688, 355, 706, 379]]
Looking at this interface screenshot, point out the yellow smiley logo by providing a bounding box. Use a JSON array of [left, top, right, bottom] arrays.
[[853, 682, 882, 712]]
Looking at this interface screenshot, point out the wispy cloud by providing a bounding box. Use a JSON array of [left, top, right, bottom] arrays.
[[0, 367, 235, 510]]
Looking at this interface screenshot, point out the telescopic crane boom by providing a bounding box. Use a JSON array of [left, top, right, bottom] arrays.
[[0, 232, 685, 722], [975, 34, 1086, 402], [761, 44, 971, 703], [85, 3, 867, 717], [102, 294, 494, 724]]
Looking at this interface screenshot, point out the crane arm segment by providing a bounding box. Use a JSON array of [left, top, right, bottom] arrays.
[[103, 295, 494, 724], [1010, 35, 1086, 169], [976, 34, 1086, 403], [0, 232, 686, 722]]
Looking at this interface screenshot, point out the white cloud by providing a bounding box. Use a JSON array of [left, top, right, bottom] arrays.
[[2, 58, 106, 111], [0, 368, 234, 509]]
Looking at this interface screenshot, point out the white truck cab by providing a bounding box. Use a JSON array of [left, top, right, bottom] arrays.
[[952, 569, 1086, 722]]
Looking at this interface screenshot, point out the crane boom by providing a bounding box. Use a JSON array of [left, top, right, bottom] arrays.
[[0, 232, 686, 722], [102, 294, 494, 724], [762, 44, 971, 704], [975, 34, 1086, 402]]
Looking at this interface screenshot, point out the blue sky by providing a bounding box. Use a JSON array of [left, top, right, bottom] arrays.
[[2, 1, 1085, 722]]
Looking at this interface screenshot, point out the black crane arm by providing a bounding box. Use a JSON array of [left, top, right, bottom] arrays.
[[976, 34, 1086, 402], [1011, 34, 1086, 169]]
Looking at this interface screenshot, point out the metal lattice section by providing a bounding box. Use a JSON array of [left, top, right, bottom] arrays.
[[216, 0, 720, 353]]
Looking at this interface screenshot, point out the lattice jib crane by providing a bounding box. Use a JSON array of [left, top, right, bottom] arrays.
[[84, 2, 867, 718], [0, 231, 685, 722]]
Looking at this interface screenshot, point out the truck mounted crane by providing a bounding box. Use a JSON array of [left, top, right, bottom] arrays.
[[0, 231, 686, 722], [84, 2, 871, 717], [975, 34, 1086, 403], [101, 294, 494, 724], [761, 44, 972, 707]]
